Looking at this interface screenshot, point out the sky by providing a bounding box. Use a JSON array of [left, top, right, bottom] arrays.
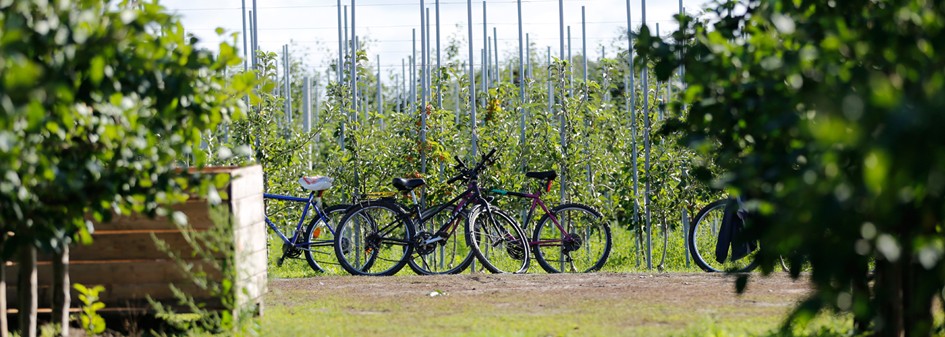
[[160, 0, 711, 86]]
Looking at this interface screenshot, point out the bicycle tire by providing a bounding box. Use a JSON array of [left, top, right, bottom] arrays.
[[334, 199, 415, 276], [407, 205, 475, 275], [687, 199, 759, 273], [303, 204, 350, 273], [465, 206, 530, 274], [532, 203, 611, 273]]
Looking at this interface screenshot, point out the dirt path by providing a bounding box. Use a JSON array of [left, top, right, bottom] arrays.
[[264, 273, 813, 336]]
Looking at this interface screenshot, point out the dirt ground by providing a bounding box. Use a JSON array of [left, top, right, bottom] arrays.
[[264, 272, 815, 336]]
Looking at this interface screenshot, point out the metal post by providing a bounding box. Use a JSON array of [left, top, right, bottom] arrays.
[[402, 58, 407, 112], [241, 0, 248, 71], [412, 29, 417, 111], [487, 36, 492, 88], [436, 0, 442, 109], [547, 46, 553, 116], [467, 0, 478, 158], [642, 0, 653, 271], [315, 78, 321, 146], [303, 76, 312, 169], [493, 26, 499, 84], [427, 8, 432, 104], [582, 8, 588, 102], [344, 6, 348, 81], [421, 0, 428, 174], [517, 0, 526, 168], [377, 55, 382, 119], [351, 1, 358, 126], [526, 33, 532, 80], [567, 26, 573, 98], [626, 0, 639, 251], [482, 1, 488, 90], [337, 0, 343, 83], [252, 0, 258, 68]]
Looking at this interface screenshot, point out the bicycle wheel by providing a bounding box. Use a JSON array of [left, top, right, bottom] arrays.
[[465, 206, 530, 274], [303, 204, 350, 273], [334, 200, 414, 276], [532, 203, 612, 273], [407, 205, 475, 275], [688, 199, 759, 272]]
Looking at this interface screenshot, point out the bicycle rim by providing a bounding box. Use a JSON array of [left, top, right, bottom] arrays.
[[533, 204, 611, 273], [408, 205, 475, 275], [335, 202, 412, 276], [304, 204, 350, 274], [466, 207, 529, 274]]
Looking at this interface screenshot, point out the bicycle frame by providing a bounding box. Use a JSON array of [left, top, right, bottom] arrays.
[[264, 190, 334, 250], [405, 180, 483, 246], [491, 185, 577, 246]]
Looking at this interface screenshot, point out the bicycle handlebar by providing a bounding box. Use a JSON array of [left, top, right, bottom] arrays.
[[448, 149, 498, 186]]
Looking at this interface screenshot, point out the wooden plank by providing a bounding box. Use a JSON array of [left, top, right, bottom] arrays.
[[44, 232, 215, 262], [91, 200, 216, 231], [7, 282, 218, 308], [7, 260, 222, 286]]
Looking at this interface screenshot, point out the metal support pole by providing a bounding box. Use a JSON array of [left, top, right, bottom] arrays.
[[642, 0, 652, 271], [517, 0, 526, 169], [337, 0, 343, 83], [315, 78, 321, 146], [252, 0, 258, 68], [493, 26, 499, 84], [351, 1, 358, 125], [377, 55, 382, 120], [421, 0, 428, 174], [241, 0, 248, 71], [344, 6, 348, 81], [436, 0, 442, 109], [482, 1, 488, 90], [568, 26, 573, 98], [467, 0, 478, 158], [303, 77, 312, 169]]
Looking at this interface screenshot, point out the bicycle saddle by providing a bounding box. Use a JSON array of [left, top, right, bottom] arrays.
[[298, 176, 333, 191], [392, 178, 426, 191], [525, 170, 557, 180]]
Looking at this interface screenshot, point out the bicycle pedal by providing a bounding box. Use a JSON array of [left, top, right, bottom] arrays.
[[277, 257, 285, 267]]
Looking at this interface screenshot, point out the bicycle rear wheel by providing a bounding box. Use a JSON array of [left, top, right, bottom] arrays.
[[688, 199, 759, 272], [465, 206, 530, 274], [303, 204, 350, 273], [532, 203, 611, 273], [334, 200, 414, 276], [407, 205, 475, 275]]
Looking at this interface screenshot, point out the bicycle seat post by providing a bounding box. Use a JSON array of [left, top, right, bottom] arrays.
[[316, 190, 325, 209]]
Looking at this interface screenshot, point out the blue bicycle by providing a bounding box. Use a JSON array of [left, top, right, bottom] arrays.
[[264, 176, 350, 273]]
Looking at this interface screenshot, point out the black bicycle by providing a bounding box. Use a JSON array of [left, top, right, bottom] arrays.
[[333, 150, 530, 276]]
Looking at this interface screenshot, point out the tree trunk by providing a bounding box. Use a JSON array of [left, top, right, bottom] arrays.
[[903, 256, 934, 337], [874, 257, 904, 337], [52, 244, 70, 337], [17, 243, 36, 337], [851, 271, 870, 334]]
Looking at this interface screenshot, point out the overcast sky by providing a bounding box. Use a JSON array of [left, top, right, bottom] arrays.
[[160, 0, 710, 85]]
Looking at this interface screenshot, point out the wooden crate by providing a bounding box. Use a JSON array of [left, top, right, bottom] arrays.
[[6, 165, 267, 318]]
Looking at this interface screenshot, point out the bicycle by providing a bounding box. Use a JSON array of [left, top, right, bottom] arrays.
[[264, 176, 351, 273], [332, 149, 531, 276], [687, 198, 760, 272], [489, 170, 612, 273]]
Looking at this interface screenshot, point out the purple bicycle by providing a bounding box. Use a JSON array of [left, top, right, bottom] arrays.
[[490, 171, 612, 273]]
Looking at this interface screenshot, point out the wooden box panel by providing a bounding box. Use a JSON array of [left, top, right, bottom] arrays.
[[7, 165, 267, 318]]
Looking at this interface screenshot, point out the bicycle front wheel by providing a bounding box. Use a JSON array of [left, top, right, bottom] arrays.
[[303, 204, 350, 273], [334, 200, 414, 276], [465, 206, 530, 274], [533, 203, 611, 273], [407, 205, 475, 275], [688, 199, 759, 272]]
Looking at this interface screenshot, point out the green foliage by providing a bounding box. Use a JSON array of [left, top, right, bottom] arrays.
[[73, 283, 106, 336], [0, 0, 251, 255], [637, 0, 945, 334]]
